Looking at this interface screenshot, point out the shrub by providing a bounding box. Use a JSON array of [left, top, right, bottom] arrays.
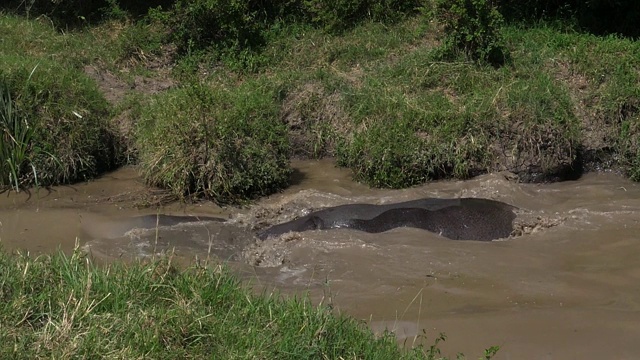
[[0, 57, 120, 189], [168, 0, 262, 55], [2, 0, 108, 26], [496, 0, 576, 21], [135, 82, 291, 204], [431, 0, 507, 65], [304, 0, 421, 33], [1, 0, 177, 26], [497, 0, 640, 37]]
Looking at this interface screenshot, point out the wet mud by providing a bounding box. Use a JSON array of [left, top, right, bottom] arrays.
[[1, 160, 640, 359]]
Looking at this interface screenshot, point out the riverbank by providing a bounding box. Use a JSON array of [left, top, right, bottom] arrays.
[[0, 247, 466, 359], [1, 2, 638, 203]]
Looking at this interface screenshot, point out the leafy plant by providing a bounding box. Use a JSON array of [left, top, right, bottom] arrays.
[[169, 0, 261, 55], [431, 0, 507, 65]]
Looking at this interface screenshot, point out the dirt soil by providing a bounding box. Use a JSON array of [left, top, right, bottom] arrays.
[[83, 48, 175, 106]]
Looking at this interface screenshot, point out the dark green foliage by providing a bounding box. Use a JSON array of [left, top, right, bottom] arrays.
[[0, 58, 120, 188], [1, 0, 108, 26], [164, 0, 420, 70], [305, 0, 422, 33], [1, 0, 175, 26], [432, 0, 507, 65], [578, 0, 640, 37], [497, 0, 577, 21], [497, 0, 640, 37], [136, 82, 292, 204], [169, 0, 262, 55]]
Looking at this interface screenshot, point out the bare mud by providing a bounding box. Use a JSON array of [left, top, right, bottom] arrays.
[[2, 159, 640, 359]]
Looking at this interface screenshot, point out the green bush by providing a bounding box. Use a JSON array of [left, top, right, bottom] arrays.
[[305, 0, 421, 33], [432, 0, 507, 65], [136, 82, 291, 204], [1, 0, 177, 26], [0, 57, 120, 189], [168, 0, 262, 55], [497, 0, 640, 37], [496, 0, 576, 21], [2, 0, 109, 27]]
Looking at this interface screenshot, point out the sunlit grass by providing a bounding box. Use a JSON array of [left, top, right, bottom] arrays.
[[0, 76, 36, 191], [0, 247, 458, 359]]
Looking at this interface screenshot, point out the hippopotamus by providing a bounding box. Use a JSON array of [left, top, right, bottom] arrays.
[[258, 198, 517, 241]]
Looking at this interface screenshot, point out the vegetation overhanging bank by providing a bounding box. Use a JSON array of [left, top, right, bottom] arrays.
[[0, 0, 638, 203]]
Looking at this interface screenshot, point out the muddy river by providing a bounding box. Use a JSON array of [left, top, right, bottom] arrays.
[[1, 159, 639, 359]]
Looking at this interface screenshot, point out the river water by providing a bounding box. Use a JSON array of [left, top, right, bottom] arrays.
[[1, 159, 639, 359]]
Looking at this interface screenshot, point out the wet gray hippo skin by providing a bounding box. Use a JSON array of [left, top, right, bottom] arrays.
[[258, 198, 517, 241]]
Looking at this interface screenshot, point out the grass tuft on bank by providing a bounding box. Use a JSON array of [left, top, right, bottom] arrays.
[[0, 249, 446, 359], [135, 81, 291, 204], [0, 57, 121, 189]]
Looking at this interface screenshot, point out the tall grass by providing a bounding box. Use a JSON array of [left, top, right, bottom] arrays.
[[0, 56, 121, 189], [0, 76, 36, 191], [135, 81, 291, 204], [0, 248, 461, 359]]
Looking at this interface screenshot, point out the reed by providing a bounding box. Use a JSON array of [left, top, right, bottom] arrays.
[[0, 77, 35, 191]]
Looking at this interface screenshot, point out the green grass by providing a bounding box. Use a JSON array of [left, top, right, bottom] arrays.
[[328, 22, 581, 185], [0, 78, 35, 190], [271, 19, 637, 185], [503, 24, 640, 177], [135, 80, 291, 204], [0, 248, 459, 359], [0, 57, 120, 188], [1, 8, 639, 192]]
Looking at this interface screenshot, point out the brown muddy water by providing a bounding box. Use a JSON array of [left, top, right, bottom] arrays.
[[1, 160, 640, 359]]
